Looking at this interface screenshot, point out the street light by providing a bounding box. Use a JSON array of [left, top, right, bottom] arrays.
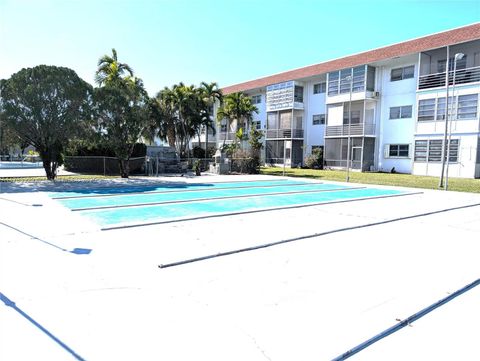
[[444, 52, 465, 191], [345, 74, 353, 182]]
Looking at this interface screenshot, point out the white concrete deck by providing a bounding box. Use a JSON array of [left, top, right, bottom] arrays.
[[1, 175, 479, 361]]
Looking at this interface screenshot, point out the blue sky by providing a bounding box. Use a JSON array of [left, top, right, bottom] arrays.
[[0, 0, 478, 95]]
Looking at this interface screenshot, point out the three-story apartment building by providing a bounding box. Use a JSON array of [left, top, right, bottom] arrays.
[[216, 23, 480, 178]]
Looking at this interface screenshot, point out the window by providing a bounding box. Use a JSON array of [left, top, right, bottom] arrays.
[[312, 114, 326, 125], [343, 110, 361, 124], [418, 99, 436, 121], [419, 94, 478, 122], [457, 94, 478, 119], [328, 71, 339, 96], [428, 140, 443, 162], [438, 57, 467, 73], [390, 105, 413, 119], [414, 140, 428, 161], [415, 139, 459, 162], [447, 139, 459, 162], [352, 66, 366, 92], [251, 120, 261, 130], [390, 65, 414, 81], [220, 123, 227, 132], [313, 82, 326, 94], [436, 97, 455, 120], [294, 86, 304, 102], [388, 144, 410, 158], [251, 95, 262, 104]]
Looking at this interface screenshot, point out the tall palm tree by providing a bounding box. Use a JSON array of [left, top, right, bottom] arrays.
[[154, 87, 178, 148], [95, 48, 134, 86], [216, 92, 258, 148], [199, 82, 222, 158]]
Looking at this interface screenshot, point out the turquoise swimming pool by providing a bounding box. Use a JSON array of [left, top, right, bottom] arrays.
[[51, 179, 408, 229]]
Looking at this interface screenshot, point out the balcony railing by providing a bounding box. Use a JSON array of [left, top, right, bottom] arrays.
[[418, 66, 480, 90], [218, 132, 237, 141], [265, 128, 304, 139], [325, 123, 375, 137]]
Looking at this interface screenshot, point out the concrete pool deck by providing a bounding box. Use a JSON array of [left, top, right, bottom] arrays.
[[1, 174, 479, 360]]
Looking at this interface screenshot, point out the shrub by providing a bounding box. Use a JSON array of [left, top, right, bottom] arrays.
[[304, 147, 323, 169]]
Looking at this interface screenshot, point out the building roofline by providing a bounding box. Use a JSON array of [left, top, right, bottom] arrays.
[[222, 23, 480, 94]]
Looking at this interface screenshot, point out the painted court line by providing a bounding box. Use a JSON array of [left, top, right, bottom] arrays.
[[71, 186, 364, 211], [0, 221, 91, 255], [158, 202, 480, 269], [51, 179, 303, 200], [0, 197, 43, 207], [0, 292, 87, 361], [103, 191, 423, 231], [331, 278, 480, 360]]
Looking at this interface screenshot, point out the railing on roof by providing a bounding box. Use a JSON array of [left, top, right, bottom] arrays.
[[418, 66, 480, 90]]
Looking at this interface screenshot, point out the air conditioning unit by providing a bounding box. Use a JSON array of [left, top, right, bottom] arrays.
[[372, 91, 380, 97]]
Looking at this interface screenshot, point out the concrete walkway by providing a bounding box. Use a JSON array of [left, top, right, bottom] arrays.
[[1, 175, 479, 360]]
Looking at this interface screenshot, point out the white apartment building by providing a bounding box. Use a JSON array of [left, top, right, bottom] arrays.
[[217, 23, 480, 178]]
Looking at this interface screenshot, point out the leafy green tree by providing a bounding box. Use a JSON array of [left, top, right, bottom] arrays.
[[94, 49, 150, 178], [0, 66, 93, 179], [94, 78, 149, 178]]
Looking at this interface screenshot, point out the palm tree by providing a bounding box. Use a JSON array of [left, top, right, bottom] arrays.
[[216, 92, 258, 148], [154, 87, 178, 148], [199, 82, 223, 158], [95, 48, 134, 86]]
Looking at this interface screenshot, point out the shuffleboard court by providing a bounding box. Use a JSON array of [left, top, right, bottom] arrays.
[[58, 182, 356, 210], [77, 187, 411, 229], [50, 179, 308, 199]]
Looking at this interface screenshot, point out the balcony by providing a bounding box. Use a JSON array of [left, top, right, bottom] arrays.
[[266, 128, 304, 139], [325, 123, 375, 137], [218, 132, 237, 141], [418, 66, 480, 90]]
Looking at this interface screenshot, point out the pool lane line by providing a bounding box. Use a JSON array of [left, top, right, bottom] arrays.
[[0, 221, 91, 255], [331, 278, 480, 360], [157, 201, 480, 269], [103, 191, 423, 231], [52, 180, 320, 200], [71, 186, 364, 212]]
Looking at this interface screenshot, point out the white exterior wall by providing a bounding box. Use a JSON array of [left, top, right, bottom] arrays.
[[304, 79, 326, 155], [218, 39, 479, 177], [247, 90, 267, 128], [377, 55, 418, 173], [412, 134, 479, 178]]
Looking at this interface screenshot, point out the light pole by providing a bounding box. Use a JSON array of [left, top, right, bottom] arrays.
[[445, 52, 465, 191], [345, 74, 353, 182]]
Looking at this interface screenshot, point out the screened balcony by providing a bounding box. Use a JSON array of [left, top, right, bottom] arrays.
[[418, 39, 480, 90], [265, 109, 304, 140], [326, 65, 376, 103], [325, 100, 376, 138]]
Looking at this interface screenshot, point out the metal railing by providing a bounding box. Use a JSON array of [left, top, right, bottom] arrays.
[[325, 124, 375, 137], [418, 66, 480, 90], [265, 128, 304, 139], [218, 132, 238, 141]]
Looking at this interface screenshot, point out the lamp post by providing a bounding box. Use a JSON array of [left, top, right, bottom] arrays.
[[444, 52, 465, 191], [345, 74, 353, 182]]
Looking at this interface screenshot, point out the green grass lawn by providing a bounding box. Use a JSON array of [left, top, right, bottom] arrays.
[[260, 167, 480, 193]]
